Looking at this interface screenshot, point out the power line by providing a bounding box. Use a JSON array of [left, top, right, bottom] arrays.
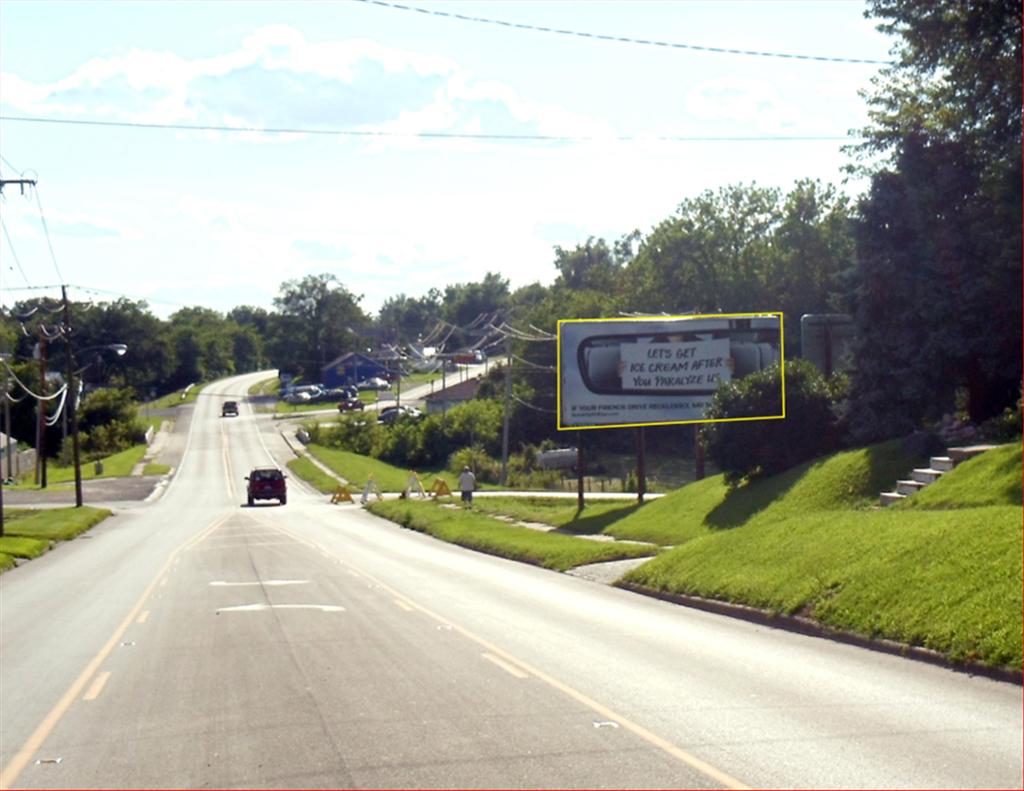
[[354, 0, 892, 65], [32, 187, 65, 285], [0, 216, 32, 288], [0, 116, 860, 143]]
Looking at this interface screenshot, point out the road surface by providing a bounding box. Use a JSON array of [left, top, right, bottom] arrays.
[[1, 371, 1020, 789]]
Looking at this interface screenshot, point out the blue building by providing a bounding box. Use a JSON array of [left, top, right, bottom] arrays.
[[320, 352, 390, 388]]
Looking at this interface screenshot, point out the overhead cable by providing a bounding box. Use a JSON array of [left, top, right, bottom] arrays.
[[354, 0, 892, 65], [0, 216, 32, 288], [0, 116, 861, 144], [32, 187, 65, 284]]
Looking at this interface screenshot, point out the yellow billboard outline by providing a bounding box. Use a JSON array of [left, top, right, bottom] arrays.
[[557, 311, 786, 431]]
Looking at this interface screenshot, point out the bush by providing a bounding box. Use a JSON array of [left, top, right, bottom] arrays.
[[449, 446, 502, 484], [701, 359, 846, 486], [76, 388, 147, 458]]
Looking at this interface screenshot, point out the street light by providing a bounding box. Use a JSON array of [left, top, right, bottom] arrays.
[[68, 343, 127, 508]]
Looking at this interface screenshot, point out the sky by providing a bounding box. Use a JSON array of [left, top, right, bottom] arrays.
[[0, 0, 896, 320]]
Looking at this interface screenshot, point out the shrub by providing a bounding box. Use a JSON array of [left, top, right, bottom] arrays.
[[325, 413, 381, 456], [701, 359, 846, 486], [76, 388, 147, 458], [449, 446, 502, 483]]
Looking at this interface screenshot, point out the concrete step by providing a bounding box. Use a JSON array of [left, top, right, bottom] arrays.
[[930, 456, 956, 472], [911, 468, 945, 484], [880, 491, 906, 506], [947, 444, 999, 464], [897, 479, 929, 495]]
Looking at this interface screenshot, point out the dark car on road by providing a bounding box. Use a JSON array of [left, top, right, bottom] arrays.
[[245, 467, 287, 506], [222, 400, 239, 417], [338, 398, 364, 412], [378, 405, 422, 425]]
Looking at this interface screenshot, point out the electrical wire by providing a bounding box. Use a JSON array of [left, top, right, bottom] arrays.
[[0, 215, 32, 288], [44, 385, 69, 426], [353, 0, 892, 65], [32, 187, 65, 284], [0, 359, 68, 401], [512, 393, 556, 414], [0, 116, 861, 143]]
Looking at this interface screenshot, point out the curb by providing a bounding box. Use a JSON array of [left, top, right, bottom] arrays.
[[615, 581, 1023, 686]]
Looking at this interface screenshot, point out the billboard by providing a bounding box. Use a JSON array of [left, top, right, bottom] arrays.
[[557, 313, 784, 430]]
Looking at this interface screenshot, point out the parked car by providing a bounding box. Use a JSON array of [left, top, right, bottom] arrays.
[[245, 467, 287, 506], [222, 400, 239, 417], [323, 386, 356, 400], [378, 405, 422, 425], [338, 398, 365, 412], [357, 377, 391, 391], [283, 391, 312, 404]]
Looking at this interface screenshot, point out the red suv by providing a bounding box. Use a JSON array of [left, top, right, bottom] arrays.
[[245, 467, 287, 506]]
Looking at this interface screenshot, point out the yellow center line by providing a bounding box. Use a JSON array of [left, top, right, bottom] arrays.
[[82, 672, 112, 702], [264, 519, 750, 790], [482, 652, 529, 679], [221, 420, 236, 500], [136, 611, 150, 624], [0, 512, 232, 791]]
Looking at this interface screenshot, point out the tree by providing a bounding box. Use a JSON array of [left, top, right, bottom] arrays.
[[377, 290, 443, 346], [167, 307, 235, 388], [271, 274, 368, 380], [624, 184, 781, 314], [442, 272, 510, 330], [846, 0, 1021, 435], [701, 360, 845, 485]]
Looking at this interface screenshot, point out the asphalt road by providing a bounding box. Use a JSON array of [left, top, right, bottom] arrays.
[[1, 372, 1020, 789]]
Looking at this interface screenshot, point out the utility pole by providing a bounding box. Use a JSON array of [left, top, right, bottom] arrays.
[[35, 328, 47, 488], [0, 174, 38, 526], [62, 286, 84, 507], [3, 359, 11, 481], [0, 178, 37, 196], [500, 338, 512, 486]]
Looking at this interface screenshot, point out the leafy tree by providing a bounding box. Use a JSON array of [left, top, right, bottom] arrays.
[[271, 273, 368, 380], [378, 290, 443, 345], [768, 180, 854, 354], [846, 0, 1021, 435], [552, 237, 623, 294], [625, 184, 781, 315], [69, 299, 174, 396], [76, 387, 146, 458], [442, 272, 510, 331], [167, 307, 235, 388], [701, 360, 845, 485]]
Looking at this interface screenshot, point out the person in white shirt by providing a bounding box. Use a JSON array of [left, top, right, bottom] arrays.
[[458, 466, 476, 506]]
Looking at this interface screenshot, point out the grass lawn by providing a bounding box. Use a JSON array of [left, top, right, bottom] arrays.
[[286, 456, 341, 494], [0, 506, 112, 570], [9, 444, 147, 489], [367, 499, 658, 571], [619, 441, 1022, 670], [143, 384, 203, 410], [471, 496, 643, 535], [899, 443, 1022, 509], [305, 444, 456, 491]]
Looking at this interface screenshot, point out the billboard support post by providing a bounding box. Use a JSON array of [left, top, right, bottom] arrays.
[[635, 426, 646, 505], [694, 424, 705, 481], [576, 430, 585, 512]]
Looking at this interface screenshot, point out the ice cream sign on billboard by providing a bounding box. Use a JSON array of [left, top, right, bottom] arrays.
[[618, 338, 732, 392], [557, 313, 784, 430]]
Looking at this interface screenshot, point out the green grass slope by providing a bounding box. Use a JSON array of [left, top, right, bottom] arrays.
[[368, 499, 657, 571], [620, 442, 1022, 670], [901, 443, 1021, 509]]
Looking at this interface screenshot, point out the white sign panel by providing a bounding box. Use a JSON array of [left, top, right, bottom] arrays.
[[558, 314, 783, 430], [618, 339, 732, 392]]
